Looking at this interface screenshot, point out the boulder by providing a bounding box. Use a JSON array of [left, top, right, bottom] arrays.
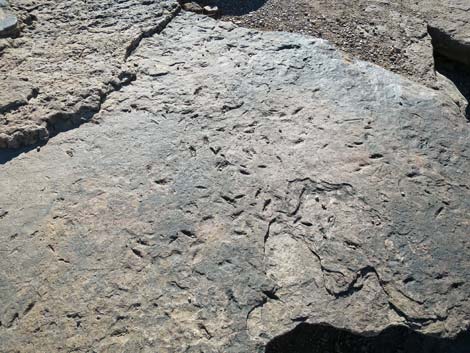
[[182, 1, 204, 13], [1, 12, 469, 353], [0, 0, 180, 149], [426, 0, 470, 66]]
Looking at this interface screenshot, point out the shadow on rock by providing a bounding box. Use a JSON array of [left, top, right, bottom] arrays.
[[433, 52, 470, 122], [0, 143, 45, 165], [428, 25, 470, 121], [265, 323, 470, 353], [187, 0, 267, 16]]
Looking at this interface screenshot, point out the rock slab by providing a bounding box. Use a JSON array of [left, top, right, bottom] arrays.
[[0, 0, 179, 149], [222, 0, 470, 100], [0, 11, 470, 353], [0, 0, 18, 38]]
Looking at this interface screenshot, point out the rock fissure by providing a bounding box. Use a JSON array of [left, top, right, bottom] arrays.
[[0, 87, 38, 115], [387, 302, 437, 329], [263, 218, 277, 255], [330, 266, 382, 299], [427, 25, 470, 121], [44, 71, 137, 140], [124, 6, 181, 60]]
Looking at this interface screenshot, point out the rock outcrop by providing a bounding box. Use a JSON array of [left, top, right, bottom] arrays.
[[221, 0, 470, 121], [0, 0, 179, 149], [1, 11, 469, 352], [424, 0, 470, 66], [2, 0, 470, 150]]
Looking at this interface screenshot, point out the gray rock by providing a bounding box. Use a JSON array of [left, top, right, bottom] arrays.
[[0, 0, 180, 149], [0, 78, 37, 114], [219, 0, 470, 121], [182, 1, 204, 13], [1, 12, 469, 352], [2, 0, 470, 151], [0, 3, 18, 38], [426, 0, 470, 66], [0, 79, 41, 149]]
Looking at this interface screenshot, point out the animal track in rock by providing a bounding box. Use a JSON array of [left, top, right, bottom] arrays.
[[154, 178, 171, 185], [369, 153, 384, 159]]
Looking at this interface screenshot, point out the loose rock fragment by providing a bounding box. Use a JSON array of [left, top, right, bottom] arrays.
[[203, 5, 219, 16]]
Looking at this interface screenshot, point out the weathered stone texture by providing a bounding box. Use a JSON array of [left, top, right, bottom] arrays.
[[0, 0, 179, 149], [220, 0, 470, 122], [2, 0, 470, 150], [1, 12, 469, 352]]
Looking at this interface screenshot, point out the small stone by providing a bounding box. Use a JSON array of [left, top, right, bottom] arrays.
[[182, 2, 203, 14], [203, 5, 219, 16]]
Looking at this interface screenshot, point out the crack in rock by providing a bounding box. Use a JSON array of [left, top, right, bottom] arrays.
[[1, 10, 470, 353]]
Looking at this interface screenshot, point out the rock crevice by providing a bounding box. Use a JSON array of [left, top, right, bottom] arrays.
[[0, 7, 470, 353]]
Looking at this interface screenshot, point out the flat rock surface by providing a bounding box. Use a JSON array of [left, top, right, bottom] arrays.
[[0, 0, 179, 149], [2, 0, 470, 149], [1, 12, 470, 352]]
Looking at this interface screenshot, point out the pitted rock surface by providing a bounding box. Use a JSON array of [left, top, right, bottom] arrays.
[[0, 0, 179, 149], [2, 0, 470, 150], [1, 12, 469, 352], [222, 0, 470, 101]]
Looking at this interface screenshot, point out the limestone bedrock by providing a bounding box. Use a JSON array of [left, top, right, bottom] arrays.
[[1, 11, 469, 353]]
